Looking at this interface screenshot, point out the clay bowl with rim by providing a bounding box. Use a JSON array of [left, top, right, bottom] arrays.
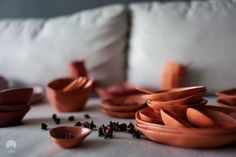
[[135, 108, 236, 134], [96, 84, 141, 101], [47, 77, 93, 112], [0, 106, 30, 127], [148, 99, 207, 117], [49, 126, 91, 149], [0, 88, 33, 105], [101, 108, 136, 118], [135, 124, 236, 148], [144, 86, 206, 101], [187, 108, 236, 128], [146, 91, 206, 107], [139, 107, 163, 124], [0, 103, 30, 112], [100, 94, 146, 112]]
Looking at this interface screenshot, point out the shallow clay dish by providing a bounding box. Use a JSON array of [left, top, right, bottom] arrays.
[[0, 106, 30, 127], [135, 124, 236, 148], [136, 108, 236, 134], [146, 91, 205, 107], [0, 88, 33, 105], [101, 108, 136, 118], [148, 99, 207, 117], [144, 86, 206, 101], [50, 126, 91, 148], [160, 109, 192, 128], [101, 102, 144, 112], [0, 103, 29, 112], [47, 78, 93, 112], [139, 107, 163, 124], [187, 108, 236, 128]]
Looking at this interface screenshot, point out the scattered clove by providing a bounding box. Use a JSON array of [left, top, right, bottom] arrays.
[[41, 123, 48, 131], [68, 116, 75, 121], [84, 114, 90, 119], [75, 121, 82, 126]]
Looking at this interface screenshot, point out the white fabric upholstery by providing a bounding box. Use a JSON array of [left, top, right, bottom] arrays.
[[128, 0, 236, 93], [0, 4, 128, 87]]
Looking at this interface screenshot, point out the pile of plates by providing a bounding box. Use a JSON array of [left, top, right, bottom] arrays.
[[97, 84, 146, 118], [0, 88, 33, 127], [216, 88, 236, 110], [135, 86, 236, 148]]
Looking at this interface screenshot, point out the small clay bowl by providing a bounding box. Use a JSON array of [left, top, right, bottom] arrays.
[[0, 106, 30, 127], [160, 109, 192, 128], [49, 126, 91, 148], [139, 107, 163, 124], [146, 91, 205, 107], [135, 124, 236, 148], [0, 103, 30, 112], [144, 86, 206, 101], [47, 78, 93, 112], [0, 88, 33, 105], [101, 108, 136, 118], [148, 99, 206, 116], [187, 108, 236, 128]]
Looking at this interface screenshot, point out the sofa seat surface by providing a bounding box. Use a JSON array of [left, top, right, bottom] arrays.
[[0, 97, 236, 157]]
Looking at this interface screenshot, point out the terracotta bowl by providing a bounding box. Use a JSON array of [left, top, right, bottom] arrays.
[[144, 86, 206, 101], [149, 99, 207, 118], [0, 103, 30, 112], [47, 78, 93, 112], [0, 88, 33, 105], [135, 124, 236, 148], [96, 84, 141, 101], [0, 106, 30, 127], [49, 126, 91, 148], [146, 91, 205, 107]]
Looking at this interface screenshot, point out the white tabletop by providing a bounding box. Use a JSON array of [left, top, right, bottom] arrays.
[[1, 97, 236, 157]]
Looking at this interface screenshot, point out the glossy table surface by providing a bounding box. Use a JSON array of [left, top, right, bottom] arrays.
[[1, 97, 236, 157]]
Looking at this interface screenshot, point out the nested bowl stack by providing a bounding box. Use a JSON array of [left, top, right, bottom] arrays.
[[97, 85, 146, 118], [135, 86, 236, 148], [0, 88, 33, 127], [47, 77, 93, 112], [216, 88, 236, 110]]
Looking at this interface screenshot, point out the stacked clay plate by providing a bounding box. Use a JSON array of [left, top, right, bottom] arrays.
[[96, 84, 146, 118], [0, 88, 33, 127], [136, 86, 236, 148], [216, 88, 236, 110]]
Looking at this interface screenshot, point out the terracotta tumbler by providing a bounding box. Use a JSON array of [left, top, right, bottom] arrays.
[[69, 60, 88, 79], [160, 60, 189, 90]]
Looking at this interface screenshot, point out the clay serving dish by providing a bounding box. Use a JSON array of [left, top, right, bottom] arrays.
[[135, 124, 236, 148], [101, 108, 136, 118], [49, 126, 91, 148], [135, 108, 236, 134], [0, 88, 33, 105], [187, 108, 236, 128], [144, 86, 206, 101], [47, 77, 93, 112], [0, 106, 30, 127]]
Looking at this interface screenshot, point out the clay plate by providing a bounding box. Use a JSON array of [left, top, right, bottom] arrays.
[[101, 108, 136, 118]]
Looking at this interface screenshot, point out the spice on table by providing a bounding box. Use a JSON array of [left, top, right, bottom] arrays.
[[127, 122, 135, 134], [98, 126, 104, 137], [41, 123, 48, 131], [52, 113, 61, 124], [132, 130, 141, 139], [82, 121, 90, 128], [89, 121, 97, 130], [52, 114, 57, 120], [104, 126, 113, 139], [75, 121, 82, 126], [118, 123, 127, 132], [84, 114, 90, 119], [68, 116, 75, 121]]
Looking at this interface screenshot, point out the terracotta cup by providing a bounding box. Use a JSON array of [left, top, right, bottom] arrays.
[[69, 60, 88, 78], [47, 78, 93, 112]]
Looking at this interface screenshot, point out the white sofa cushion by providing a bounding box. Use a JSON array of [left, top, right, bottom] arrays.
[[0, 4, 128, 87], [128, 0, 236, 93]]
